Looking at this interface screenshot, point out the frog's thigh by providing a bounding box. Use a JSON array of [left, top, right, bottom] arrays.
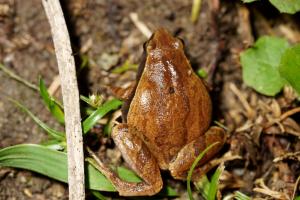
[[110, 123, 163, 196], [169, 126, 225, 181]]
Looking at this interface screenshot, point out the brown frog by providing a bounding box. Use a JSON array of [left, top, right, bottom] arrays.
[[98, 28, 225, 196]]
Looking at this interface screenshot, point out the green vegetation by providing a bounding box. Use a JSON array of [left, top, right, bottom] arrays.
[[242, 0, 300, 14], [187, 142, 222, 200], [241, 37, 300, 96], [0, 78, 177, 198]]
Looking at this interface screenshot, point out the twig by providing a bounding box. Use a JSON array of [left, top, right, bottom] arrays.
[[264, 107, 300, 129], [229, 83, 255, 119], [41, 1, 85, 200], [48, 74, 60, 96], [291, 175, 300, 200], [0, 63, 39, 91], [129, 13, 152, 38]]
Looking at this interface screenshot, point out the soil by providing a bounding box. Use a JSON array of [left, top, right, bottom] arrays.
[[0, 0, 299, 199]]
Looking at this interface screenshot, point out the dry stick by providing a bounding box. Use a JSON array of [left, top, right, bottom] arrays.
[[41, 1, 85, 200], [264, 107, 300, 129]]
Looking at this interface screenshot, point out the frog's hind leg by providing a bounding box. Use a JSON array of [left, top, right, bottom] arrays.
[[94, 123, 163, 196], [169, 126, 225, 181]]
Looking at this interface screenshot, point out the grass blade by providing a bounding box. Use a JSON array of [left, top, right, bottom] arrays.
[[91, 191, 107, 200], [207, 165, 224, 200], [39, 78, 65, 124], [0, 63, 39, 91], [187, 142, 220, 200], [190, 0, 202, 23], [0, 144, 115, 191], [195, 175, 210, 199], [11, 99, 65, 140], [112, 60, 138, 74], [82, 99, 122, 134]]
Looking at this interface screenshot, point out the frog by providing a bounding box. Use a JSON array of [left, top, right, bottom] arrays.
[[97, 28, 225, 196]]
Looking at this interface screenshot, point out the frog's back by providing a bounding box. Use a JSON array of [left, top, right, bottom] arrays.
[[127, 43, 212, 169]]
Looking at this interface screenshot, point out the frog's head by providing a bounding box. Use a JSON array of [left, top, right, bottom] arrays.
[[145, 28, 184, 52]]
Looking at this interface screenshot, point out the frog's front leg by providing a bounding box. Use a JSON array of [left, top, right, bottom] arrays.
[[169, 126, 225, 181], [97, 123, 163, 196]]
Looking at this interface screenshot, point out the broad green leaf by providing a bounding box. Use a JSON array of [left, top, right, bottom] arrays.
[[269, 0, 300, 14], [0, 144, 115, 191], [39, 78, 65, 124], [187, 142, 220, 200], [117, 166, 142, 182], [116, 166, 177, 197], [207, 166, 224, 200], [279, 44, 300, 95], [0, 144, 177, 197], [240, 36, 289, 96], [83, 99, 122, 134], [11, 99, 65, 140]]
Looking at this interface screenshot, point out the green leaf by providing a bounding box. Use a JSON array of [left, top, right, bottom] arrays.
[[240, 36, 290, 96], [195, 175, 210, 199], [40, 139, 66, 151], [39, 78, 65, 124], [0, 144, 178, 197], [10, 99, 65, 140], [83, 99, 122, 134], [187, 142, 220, 200], [117, 166, 142, 182], [207, 166, 224, 200], [295, 196, 300, 200], [80, 94, 104, 108], [0, 144, 115, 191], [279, 44, 300, 95], [159, 186, 178, 197], [116, 166, 177, 197], [269, 0, 300, 14]]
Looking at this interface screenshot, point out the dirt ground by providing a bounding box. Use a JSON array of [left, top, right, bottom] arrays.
[[0, 0, 300, 199]]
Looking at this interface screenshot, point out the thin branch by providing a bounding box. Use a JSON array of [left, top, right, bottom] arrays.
[[41, 1, 85, 199], [264, 107, 300, 129]]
